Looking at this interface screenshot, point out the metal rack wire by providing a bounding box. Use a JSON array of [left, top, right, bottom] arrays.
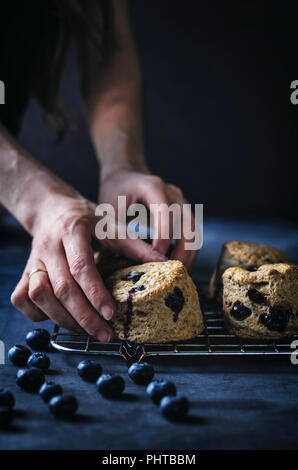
[[51, 311, 298, 363]]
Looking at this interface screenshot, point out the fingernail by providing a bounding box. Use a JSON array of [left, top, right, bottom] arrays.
[[98, 330, 111, 343], [101, 305, 114, 320]]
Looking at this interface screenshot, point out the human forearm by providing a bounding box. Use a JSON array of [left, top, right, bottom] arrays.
[[90, 92, 148, 181], [81, 1, 197, 268], [0, 125, 80, 234], [88, 53, 148, 181], [84, 0, 148, 181]]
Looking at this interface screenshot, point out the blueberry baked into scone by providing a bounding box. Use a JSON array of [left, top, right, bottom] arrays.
[[209, 241, 287, 301], [222, 263, 298, 339], [106, 260, 204, 343]]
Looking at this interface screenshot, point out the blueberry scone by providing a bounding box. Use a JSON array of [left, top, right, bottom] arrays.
[[222, 263, 298, 339], [106, 260, 204, 343], [209, 241, 287, 301]]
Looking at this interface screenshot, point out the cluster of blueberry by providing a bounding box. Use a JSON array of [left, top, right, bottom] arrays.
[[2, 328, 79, 425], [1, 328, 190, 428], [77, 360, 125, 398], [77, 359, 189, 420], [128, 363, 189, 420], [231, 292, 290, 333]]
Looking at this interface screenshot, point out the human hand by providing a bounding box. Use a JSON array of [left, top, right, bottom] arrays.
[[99, 169, 198, 270], [11, 193, 166, 341]]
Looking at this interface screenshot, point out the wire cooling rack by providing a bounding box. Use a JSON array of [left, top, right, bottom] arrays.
[[51, 311, 298, 364]]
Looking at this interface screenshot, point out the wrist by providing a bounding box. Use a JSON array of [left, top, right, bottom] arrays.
[[100, 160, 149, 183], [20, 178, 82, 236]]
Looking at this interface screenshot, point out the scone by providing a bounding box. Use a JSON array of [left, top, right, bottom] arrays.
[[209, 241, 287, 301], [106, 260, 204, 343], [222, 263, 298, 339]]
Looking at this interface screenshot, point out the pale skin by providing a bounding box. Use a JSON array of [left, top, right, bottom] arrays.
[[0, 1, 197, 342]]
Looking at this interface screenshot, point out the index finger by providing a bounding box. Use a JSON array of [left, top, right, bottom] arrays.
[[44, 246, 114, 342], [62, 222, 116, 321]]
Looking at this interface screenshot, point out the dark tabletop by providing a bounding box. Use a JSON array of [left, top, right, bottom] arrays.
[[1, 216, 298, 450]]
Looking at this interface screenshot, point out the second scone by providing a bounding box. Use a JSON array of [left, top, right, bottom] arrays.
[[222, 263, 298, 339], [106, 260, 204, 343], [209, 241, 287, 301]]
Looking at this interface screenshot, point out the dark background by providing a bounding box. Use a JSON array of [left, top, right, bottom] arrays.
[[16, 0, 298, 221], [1, 2, 298, 450]]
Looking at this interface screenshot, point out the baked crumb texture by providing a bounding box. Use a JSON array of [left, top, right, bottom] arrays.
[[222, 263, 298, 339], [106, 260, 204, 343], [209, 241, 287, 301]]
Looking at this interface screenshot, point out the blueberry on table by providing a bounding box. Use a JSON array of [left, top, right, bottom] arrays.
[[96, 374, 125, 398], [39, 382, 63, 403], [128, 362, 155, 385], [16, 368, 45, 392], [27, 352, 50, 371], [77, 360, 102, 382], [8, 344, 31, 366], [26, 329, 50, 351], [160, 396, 189, 420], [0, 407, 13, 428], [0, 389, 15, 408], [146, 380, 176, 404], [49, 395, 78, 419]]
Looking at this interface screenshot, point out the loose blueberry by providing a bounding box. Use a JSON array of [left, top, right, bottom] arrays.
[[121, 271, 145, 283], [8, 344, 31, 366], [96, 374, 125, 398], [165, 287, 185, 321], [27, 352, 51, 371], [77, 360, 102, 382], [26, 329, 50, 351], [230, 301, 252, 321], [247, 288, 266, 304], [49, 395, 78, 419], [259, 307, 289, 333], [0, 407, 13, 428], [160, 395, 189, 420], [146, 380, 176, 404], [128, 362, 155, 385], [0, 389, 15, 408], [16, 368, 45, 392], [39, 382, 63, 403]]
